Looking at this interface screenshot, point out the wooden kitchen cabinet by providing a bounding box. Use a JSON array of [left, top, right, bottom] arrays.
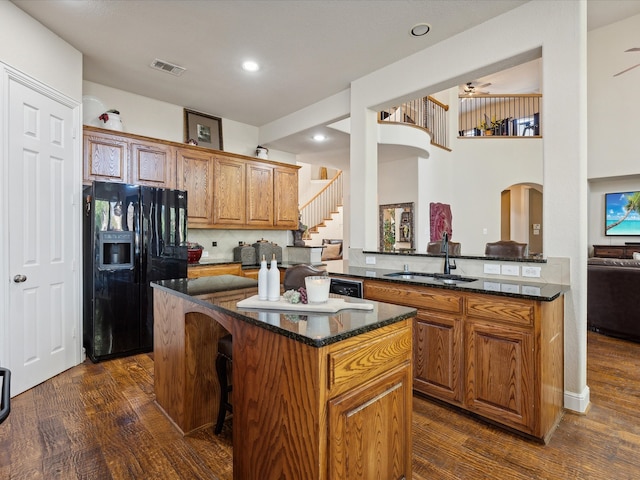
[[414, 311, 463, 404], [83, 128, 129, 184], [328, 364, 411, 480], [187, 262, 243, 279], [83, 126, 300, 230], [246, 161, 274, 227], [176, 148, 215, 226], [364, 279, 564, 442], [212, 156, 246, 225], [274, 166, 299, 228], [130, 140, 175, 188], [83, 127, 176, 188]]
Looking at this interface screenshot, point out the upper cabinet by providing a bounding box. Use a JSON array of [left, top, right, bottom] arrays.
[[176, 148, 215, 226], [83, 128, 129, 184], [84, 126, 175, 188], [84, 126, 300, 230], [130, 140, 175, 188]]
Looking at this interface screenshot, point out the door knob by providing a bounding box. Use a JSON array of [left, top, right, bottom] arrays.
[[13, 274, 27, 283]]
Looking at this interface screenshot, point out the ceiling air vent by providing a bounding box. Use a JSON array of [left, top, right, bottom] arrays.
[[150, 58, 186, 76]]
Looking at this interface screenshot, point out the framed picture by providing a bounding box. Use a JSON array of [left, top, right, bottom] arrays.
[[184, 108, 223, 150]]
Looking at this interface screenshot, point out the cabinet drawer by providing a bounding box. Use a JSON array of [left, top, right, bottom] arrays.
[[327, 321, 412, 397], [188, 263, 243, 278], [466, 294, 534, 327], [365, 280, 462, 313]]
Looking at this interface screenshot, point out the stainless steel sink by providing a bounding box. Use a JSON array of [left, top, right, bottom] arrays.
[[384, 271, 477, 284]]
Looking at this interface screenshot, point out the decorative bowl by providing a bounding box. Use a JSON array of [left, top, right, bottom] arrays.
[[186, 242, 204, 264]]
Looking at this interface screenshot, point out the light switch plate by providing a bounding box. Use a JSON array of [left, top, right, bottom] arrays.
[[522, 266, 541, 278], [484, 264, 501, 274], [501, 264, 520, 276]]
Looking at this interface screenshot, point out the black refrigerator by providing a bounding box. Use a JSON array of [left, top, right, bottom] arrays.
[[83, 181, 188, 362]]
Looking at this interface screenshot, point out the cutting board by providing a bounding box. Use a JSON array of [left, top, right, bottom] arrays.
[[236, 295, 374, 313]]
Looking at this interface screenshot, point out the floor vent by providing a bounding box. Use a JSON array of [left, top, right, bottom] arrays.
[[150, 59, 186, 76]]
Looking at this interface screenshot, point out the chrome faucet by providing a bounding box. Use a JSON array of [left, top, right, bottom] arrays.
[[440, 232, 456, 275]]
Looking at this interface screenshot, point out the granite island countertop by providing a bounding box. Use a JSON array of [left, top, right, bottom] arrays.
[[152, 275, 416, 347], [327, 265, 568, 302]]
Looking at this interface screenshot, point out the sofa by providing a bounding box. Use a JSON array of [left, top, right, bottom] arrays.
[[587, 257, 640, 342]]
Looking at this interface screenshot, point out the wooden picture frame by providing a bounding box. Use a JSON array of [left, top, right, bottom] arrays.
[[184, 108, 223, 150]]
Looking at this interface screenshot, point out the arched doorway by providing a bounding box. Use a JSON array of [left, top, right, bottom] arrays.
[[501, 183, 543, 255]]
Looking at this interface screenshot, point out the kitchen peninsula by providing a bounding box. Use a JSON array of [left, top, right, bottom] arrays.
[[151, 275, 416, 480]]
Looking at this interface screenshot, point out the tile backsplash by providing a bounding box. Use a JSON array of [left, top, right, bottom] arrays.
[[188, 229, 291, 263]]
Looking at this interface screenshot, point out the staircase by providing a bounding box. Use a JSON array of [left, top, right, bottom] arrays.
[[300, 170, 343, 239]]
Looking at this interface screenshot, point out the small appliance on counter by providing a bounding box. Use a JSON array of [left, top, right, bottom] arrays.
[[233, 242, 257, 265], [252, 239, 282, 263]]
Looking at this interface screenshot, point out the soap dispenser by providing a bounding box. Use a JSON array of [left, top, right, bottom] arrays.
[[258, 255, 268, 300], [267, 254, 280, 301]]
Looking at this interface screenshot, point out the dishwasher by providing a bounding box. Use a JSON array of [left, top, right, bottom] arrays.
[[329, 277, 363, 298]]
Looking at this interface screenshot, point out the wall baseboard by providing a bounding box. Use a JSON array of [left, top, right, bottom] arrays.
[[564, 386, 590, 413]]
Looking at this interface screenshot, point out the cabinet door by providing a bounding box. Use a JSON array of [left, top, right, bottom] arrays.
[[176, 148, 215, 227], [274, 167, 299, 228], [246, 162, 274, 226], [329, 364, 412, 480], [465, 319, 535, 433], [131, 140, 175, 188], [83, 130, 128, 184], [213, 156, 246, 225], [414, 310, 463, 404]]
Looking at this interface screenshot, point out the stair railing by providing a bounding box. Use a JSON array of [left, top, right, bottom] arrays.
[[379, 95, 450, 150], [300, 170, 343, 237]]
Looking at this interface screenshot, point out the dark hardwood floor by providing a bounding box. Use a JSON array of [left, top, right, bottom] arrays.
[[1, 331, 639, 479]]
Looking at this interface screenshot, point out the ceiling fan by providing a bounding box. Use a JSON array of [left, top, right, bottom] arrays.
[[613, 48, 640, 77], [461, 81, 491, 97]]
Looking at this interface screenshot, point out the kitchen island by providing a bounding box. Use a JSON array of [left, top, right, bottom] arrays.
[[151, 275, 416, 480]]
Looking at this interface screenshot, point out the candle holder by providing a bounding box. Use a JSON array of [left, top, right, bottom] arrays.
[[304, 276, 331, 304]]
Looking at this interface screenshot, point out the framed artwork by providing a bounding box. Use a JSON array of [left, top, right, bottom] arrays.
[[184, 108, 223, 150]]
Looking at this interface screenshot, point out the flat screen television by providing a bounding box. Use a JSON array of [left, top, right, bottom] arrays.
[[605, 191, 640, 236]]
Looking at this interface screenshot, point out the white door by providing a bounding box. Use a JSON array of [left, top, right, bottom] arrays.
[[4, 67, 81, 395]]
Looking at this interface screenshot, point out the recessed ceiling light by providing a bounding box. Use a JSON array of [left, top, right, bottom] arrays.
[[242, 60, 260, 72], [410, 23, 431, 37], [312, 134, 326, 142]]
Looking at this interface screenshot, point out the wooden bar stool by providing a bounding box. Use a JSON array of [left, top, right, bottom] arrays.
[[214, 334, 233, 434]]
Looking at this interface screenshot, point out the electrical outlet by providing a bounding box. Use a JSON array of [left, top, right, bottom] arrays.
[[365, 256, 376, 265], [202, 250, 209, 257], [522, 266, 541, 278], [484, 263, 501, 274], [212, 241, 217, 247], [501, 264, 520, 276]]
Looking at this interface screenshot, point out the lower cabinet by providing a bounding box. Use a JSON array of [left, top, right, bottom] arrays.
[[233, 317, 413, 479], [328, 364, 411, 480], [187, 263, 242, 278], [364, 279, 564, 443], [414, 311, 463, 405]]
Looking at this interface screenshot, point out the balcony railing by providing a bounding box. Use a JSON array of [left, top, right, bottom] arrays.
[[458, 94, 542, 137], [379, 96, 449, 149]]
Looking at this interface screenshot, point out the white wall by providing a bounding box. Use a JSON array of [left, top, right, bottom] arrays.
[[587, 13, 640, 248], [83, 80, 297, 165], [588, 13, 640, 180], [0, 2, 82, 101], [348, 0, 588, 411]]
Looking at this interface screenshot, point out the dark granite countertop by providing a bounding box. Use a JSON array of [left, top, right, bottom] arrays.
[[151, 275, 416, 348], [328, 266, 568, 302], [363, 250, 547, 263]]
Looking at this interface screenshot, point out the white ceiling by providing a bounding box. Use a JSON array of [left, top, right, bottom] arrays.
[[11, 0, 640, 162]]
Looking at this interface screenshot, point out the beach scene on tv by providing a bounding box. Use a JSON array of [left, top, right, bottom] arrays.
[[605, 191, 640, 236]]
